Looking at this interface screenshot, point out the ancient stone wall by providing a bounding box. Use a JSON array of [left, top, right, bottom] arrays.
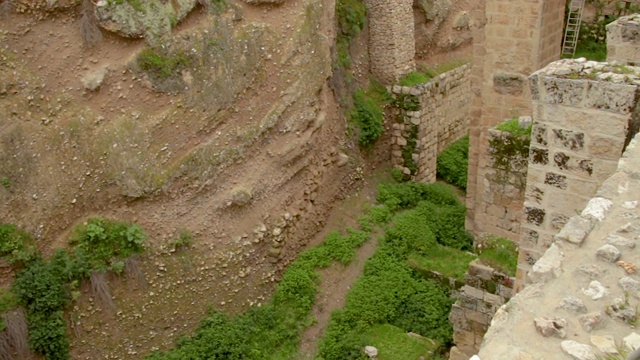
[[448, 259, 514, 360], [390, 64, 470, 182], [476, 133, 640, 360], [473, 118, 531, 241], [515, 60, 640, 289], [607, 14, 640, 65], [365, 0, 415, 84], [465, 0, 566, 239]]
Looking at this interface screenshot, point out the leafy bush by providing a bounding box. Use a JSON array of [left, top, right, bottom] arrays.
[[336, 0, 366, 38], [168, 229, 193, 252], [0, 223, 37, 266], [137, 48, 190, 79], [351, 89, 383, 147], [376, 181, 461, 212], [436, 136, 469, 190], [413, 201, 472, 251], [69, 217, 146, 272]]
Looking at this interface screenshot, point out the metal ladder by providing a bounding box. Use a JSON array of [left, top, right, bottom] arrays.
[[562, 0, 586, 57]]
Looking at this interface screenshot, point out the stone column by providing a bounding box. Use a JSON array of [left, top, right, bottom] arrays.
[[465, 0, 566, 239], [365, 0, 415, 84]]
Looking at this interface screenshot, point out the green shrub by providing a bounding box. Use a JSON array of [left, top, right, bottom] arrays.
[[69, 217, 146, 272], [169, 229, 193, 252], [137, 48, 190, 79], [436, 136, 469, 190], [350, 88, 385, 147], [0, 223, 37, 265], [376, 181, 461, 212], [0, 288, 18, 313], [336, 0, 366, 38], [413, 202, 473, 251]]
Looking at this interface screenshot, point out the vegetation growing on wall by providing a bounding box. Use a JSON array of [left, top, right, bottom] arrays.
[[489, 119, 531, 187], [436, 136, 469, 190], [0, 219, 147, 360]]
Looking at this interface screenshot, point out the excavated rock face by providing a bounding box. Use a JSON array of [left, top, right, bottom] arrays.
[[94, 0, 198, 43], [413, 0, 474, 61]]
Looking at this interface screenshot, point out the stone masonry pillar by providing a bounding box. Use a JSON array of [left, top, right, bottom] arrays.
[[365, 0, 415, 84], [465, 0, 566, 240], [516, 60, 640, 290]]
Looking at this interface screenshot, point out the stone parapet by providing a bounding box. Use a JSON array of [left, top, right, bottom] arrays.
[[390, 64, 470, 182]]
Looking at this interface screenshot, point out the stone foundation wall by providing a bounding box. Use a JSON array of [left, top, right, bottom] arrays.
[[516, 60, 640, 290], [449, 259, 514, 360], [390, 64, 470, 182], [365, 0, 415, 84], [466, 0, 566, 237], [473, 118, 531, 241], [607, 14, 640, 66]]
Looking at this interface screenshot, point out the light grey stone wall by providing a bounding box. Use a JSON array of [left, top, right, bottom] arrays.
[[365, 0, 415, 84], [607, 14, 640, 66], [390, 64, 471, 182], [516, 59, 640, 290]]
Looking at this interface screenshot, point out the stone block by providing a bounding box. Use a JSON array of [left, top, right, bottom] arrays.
[[527, 243, 564, 284], [554, 215, 594, 245], [541, 77, 586, 106]]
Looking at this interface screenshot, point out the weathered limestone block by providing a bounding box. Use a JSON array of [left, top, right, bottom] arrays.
[[607, 14, 640, 65]]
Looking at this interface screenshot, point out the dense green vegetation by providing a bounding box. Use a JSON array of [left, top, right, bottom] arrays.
[[0, 218, 147, 360], [436, 136, 469, 190], [350, 81, 391, 147], [335, 0, 366, 70], [318, 181, 472, 360]]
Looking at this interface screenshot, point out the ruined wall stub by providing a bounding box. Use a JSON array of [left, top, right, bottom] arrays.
[[391, 64, 470, 182], [448, 260, 514, 360], [465, 0, 566, 240], [474, 119, 531, 240], [515, 59, 640, 289], [607, 14, 640, 65], [365, 0, 415, 84]]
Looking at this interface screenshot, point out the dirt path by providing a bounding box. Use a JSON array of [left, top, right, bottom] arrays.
[[298, 235, 378, 358]]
